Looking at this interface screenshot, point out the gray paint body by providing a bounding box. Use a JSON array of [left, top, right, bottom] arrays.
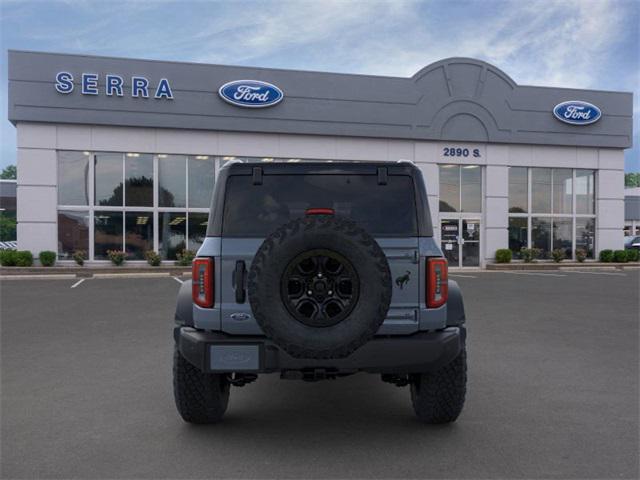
[[8, 50, 633, 149]]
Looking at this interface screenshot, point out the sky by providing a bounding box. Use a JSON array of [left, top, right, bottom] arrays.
[[0, 0, 638, 171]]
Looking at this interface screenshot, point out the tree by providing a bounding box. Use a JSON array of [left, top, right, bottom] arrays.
[[625, 172, 640, 188], [1, 165, 16, 179]]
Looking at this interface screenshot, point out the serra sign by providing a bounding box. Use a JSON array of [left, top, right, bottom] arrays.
[[55, 72, 174, 99]]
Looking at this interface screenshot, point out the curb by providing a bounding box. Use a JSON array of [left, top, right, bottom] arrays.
[[486, 262, 638, 271], [0, 266, 191, 277]]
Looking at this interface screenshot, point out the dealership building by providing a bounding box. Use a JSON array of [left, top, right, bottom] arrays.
[[7, 50, 633, 267]]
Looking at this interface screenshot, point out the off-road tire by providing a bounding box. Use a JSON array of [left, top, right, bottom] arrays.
[[173, 344, 230, 424], [248, 215, 392, 359], [410, 348, 467, 423]]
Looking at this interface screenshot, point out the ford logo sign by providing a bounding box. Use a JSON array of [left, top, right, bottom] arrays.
[[218, 79, 283, 108], [553, 100, 601, 125]]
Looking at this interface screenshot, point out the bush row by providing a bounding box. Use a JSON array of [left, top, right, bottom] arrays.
[[495, 248, 640, 264], [0, 248, 198, 267]]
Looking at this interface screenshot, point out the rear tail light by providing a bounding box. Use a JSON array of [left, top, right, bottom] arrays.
[[192, 257, 214, 308], [426, 257, 448, 308]]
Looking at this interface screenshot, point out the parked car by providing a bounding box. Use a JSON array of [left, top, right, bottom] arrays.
[[624, 236, 640, 250], [173, 161, 467, 424]]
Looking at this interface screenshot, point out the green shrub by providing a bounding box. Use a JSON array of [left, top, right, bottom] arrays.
[[551, 249, 565, 263], [626, 249, 639, 262], [613, 250, 628, 263], [175, 249, 196, 266], [495, 249, 512, 263], [39, 250, 57, 267], [520, 248, 533, 263], [15, 250, 34, 267], [599, 249, 614, 262], [575, 249, 587, 263], [0, 249, 18, 266], [144, 250, 161, 266], [107, 250, 127, 266], [73, 250, 87, 266]]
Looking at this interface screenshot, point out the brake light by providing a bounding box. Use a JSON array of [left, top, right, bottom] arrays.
[[305, 208, 335, 215], [192, 258, 214, 308], [426, 258, 448, 308]]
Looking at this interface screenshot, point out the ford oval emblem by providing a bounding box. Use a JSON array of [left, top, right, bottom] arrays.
[[553, 100, 601, 125], [218, 79, 284, 108]]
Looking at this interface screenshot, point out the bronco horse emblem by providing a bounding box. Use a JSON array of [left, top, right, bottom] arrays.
[[395, 270, 411, 289]]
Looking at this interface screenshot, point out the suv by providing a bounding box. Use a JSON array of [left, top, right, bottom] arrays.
[[174, 161, 467, 424]]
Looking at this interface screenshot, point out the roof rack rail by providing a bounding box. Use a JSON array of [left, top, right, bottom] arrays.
[[396, 159, 415, 165]]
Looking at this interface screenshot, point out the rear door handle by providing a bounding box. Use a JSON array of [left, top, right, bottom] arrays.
[[232, 260, 246, 304]]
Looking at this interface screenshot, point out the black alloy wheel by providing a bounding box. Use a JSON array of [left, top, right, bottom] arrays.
[[281, 249, 360, 328]]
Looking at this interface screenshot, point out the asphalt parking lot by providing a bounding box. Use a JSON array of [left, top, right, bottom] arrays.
[[1, 270, 639, 479]]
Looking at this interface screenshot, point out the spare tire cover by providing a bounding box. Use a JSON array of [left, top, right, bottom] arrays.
[[248, 215, 391, 359]]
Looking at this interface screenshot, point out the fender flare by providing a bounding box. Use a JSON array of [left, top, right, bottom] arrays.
[[446, 279, 466, 326], [175, 280, 193, 327]]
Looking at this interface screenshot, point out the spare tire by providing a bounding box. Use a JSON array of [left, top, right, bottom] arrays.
[[248, 215, 391, 359]]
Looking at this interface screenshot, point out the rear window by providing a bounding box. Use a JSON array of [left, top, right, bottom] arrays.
[[222, 174, 418, 236]]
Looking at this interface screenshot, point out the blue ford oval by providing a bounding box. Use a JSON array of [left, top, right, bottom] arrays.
[[218, 80, 284, 108], [553, 100, 601, 125]]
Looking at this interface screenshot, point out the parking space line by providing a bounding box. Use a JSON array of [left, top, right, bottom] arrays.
[[172, 276, 184, 284], [70, 278, 86, 288], [568, 270, 626, 276], [499, 271, 567, 277], [450, 274, 477, 278]]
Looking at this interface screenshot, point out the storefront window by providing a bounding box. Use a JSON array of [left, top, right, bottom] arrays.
[[552, 217, 572, 258], [576, 170, 595, 214], [576, 218, 595, 258], [159, 155, 186, 207], [95, 153, 123, 206], [461, 165, 481, 212], [159, 212, 186, 260], [188, 156, 215, 208], [531, 217, 551, 259], [125, 212, 153, 260], [94, 211, 123, 259], [58, 210, 89, 259], [439, 165, 459, 212], [58, 151, 90, 205], [508, 217, 527, 258], [508, 167, 528, 213], [531, 168, 552, 213], [124, 153, 153, 207], [188, 212, 209, 252], [552, 169, 572, 214]]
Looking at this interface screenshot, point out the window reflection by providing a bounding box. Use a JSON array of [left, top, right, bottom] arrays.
[[439, 165, 459, 212], [95, 153, 123, 206], [125, 154, 153, 207], [188, 156, 215, 208], [508, 217, 527, 258], [125, 212, 153, 260], [58, 152, 90, 205], [576, 218, 595, 258], [159, 155, 186, 207], [531, 168, 552, 213], [552, 169, 572, 214], [552, 217, 572, 257], [94, 211, 123, 259], [576, 170, 595, 214], [532, 217, 551, 258], [461, 165, 481, 212], [188, 212, 208, 252], [508, 167, 527, 213], [58, 210, 89, 258], [159, 212, 186, 260]]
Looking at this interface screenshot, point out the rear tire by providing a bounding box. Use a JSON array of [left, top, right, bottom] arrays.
[[173, 344, 230, 424], [410, 348, 467, 424]]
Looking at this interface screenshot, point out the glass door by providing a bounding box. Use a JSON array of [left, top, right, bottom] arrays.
[[461, 219, 480, 267], [440, 218, 481, 267], [440, 219, 459, 266]]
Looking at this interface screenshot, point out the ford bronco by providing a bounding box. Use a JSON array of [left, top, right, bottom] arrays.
[[174, 160, 467, 424]]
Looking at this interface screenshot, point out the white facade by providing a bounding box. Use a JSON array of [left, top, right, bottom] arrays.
[[16, 122, 626, 267]]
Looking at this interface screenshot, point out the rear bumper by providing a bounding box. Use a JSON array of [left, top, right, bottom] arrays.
[[175, 326, 465, 375]]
